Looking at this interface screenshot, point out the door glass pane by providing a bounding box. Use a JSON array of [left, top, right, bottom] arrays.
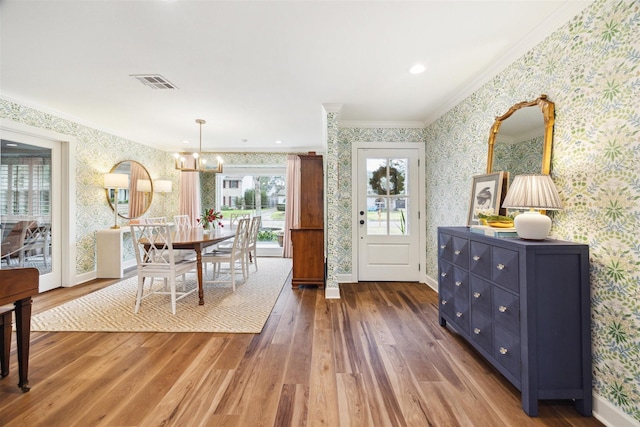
[[1, 141, 52, 274], [365, 157, 410, 236], [389, 198, 408, 235]]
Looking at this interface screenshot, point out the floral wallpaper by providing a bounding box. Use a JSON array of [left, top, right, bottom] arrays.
[[493, 135, 544, 185], [423, 0, 639, 420]]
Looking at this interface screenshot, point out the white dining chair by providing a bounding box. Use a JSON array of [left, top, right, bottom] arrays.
[[245, 216, 261, 273], [202, 218, 249, 291], [130, 223, 197, 315], [173, 215, 191, 231]]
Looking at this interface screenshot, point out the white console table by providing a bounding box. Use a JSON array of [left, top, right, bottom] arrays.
[[96, 227, 136, 278]]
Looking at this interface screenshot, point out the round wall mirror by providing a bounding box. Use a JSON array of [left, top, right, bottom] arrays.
[[105, 160, 153, 219], [486, 95, 555, 184]]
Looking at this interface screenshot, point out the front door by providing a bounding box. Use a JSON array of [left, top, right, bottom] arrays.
[[356, 144, 423, 281]]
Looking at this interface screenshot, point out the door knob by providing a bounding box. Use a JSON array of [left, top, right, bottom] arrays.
[[360, 211, 365, 215], [359, 220, 365, 225]]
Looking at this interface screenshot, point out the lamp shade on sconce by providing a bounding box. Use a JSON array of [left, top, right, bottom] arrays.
[[502, 174, 562, 240], [137, 179, 152, 192], [154, 180, 172, 193], [104, 173, 129, 189]]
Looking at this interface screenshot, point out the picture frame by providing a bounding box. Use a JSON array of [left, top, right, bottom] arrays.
[[467, 171, 508, 226]]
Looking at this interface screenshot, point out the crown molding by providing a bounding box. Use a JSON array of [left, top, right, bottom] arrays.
[[339, 120, 425, 129], [423, 1, 594, 126]]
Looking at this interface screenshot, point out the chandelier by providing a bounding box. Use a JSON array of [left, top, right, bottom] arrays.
[[174, 119, 223, 173]]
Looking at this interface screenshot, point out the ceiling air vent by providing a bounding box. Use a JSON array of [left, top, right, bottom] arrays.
[[130, 74, 178, 89]]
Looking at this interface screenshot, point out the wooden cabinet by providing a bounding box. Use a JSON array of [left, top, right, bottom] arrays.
[[291, 154, 324, 288], [437, 227, 592, 417]]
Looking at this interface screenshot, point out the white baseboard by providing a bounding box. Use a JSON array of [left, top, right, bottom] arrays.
[[424, 274, 438, 292], [324, 286, 341, 299], [593, 393, 640, 427], [335, 273, 353, 283], [70, 271, 96, 287]]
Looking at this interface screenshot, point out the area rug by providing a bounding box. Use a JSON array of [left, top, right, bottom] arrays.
[[31, 257, 292, 333]]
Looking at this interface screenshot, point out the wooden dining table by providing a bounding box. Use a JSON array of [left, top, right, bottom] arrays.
[[170, 228, 235, 305]]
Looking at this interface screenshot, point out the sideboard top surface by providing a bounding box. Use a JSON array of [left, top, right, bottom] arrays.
[[438, 226, 588, 249]]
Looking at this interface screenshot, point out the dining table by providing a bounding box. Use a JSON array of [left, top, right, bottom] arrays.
[[171, 227, 235, 305]]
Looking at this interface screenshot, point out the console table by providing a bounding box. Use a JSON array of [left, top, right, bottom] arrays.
[[0, 267, 39, 392], [437, 226, 592, 416], [97, 227, 135, 278]]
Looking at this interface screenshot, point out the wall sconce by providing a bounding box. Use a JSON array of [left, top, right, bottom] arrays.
[[174, 119, 224, 173], [104, 173, 130, 229], [154, 179, 172, 212], [501, 174, 563, 240]]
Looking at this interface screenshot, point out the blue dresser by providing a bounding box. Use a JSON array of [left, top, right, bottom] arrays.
[[437, 226, 592, 416]]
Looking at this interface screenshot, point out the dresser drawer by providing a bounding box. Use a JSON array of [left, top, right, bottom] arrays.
[[494, 326, 521, 379], [471, 310, 492, 354], [470, 276, 492, 315], [469, 241, 492, 279], [439, 233, 469, 269], [493, 287, 520, 335], [491, 246, 519, 292]]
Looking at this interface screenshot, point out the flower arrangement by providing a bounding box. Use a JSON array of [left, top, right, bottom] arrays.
[[198, 208, 223, 229]]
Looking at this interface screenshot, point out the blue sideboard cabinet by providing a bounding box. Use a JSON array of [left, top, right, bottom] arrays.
[[437, 226, 592, 417]]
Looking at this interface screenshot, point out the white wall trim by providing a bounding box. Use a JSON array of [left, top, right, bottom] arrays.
[[424, 274, 438, 292], [335, 274, 353, 283], [340, 120, 425, 129], [593, 393, 640, 427], [324, 286, 341, 299], [1, 118, 77, 288]]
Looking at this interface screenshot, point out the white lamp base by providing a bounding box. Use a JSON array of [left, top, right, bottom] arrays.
[[513, 210, 551, 240]]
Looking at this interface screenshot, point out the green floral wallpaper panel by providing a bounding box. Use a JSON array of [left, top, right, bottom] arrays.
[[424, 0, 640, 420]]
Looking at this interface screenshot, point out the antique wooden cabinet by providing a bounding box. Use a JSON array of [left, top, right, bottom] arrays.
[[291, 153, 325, 288], [437, 226, 592, 417]]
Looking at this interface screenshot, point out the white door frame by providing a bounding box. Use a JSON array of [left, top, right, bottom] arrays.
[[1, 119, 76, 288], [351, 141, 425, 282]]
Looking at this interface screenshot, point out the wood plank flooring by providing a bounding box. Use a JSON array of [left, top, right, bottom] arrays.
[[0, 271, 604, 426]]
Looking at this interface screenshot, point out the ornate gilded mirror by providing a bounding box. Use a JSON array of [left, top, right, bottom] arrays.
[[486, 95, 555, 182], [105, 160, 153, 219]]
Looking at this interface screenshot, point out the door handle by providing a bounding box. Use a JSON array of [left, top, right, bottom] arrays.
[[360, 211, 365, 215], [359, 220, 365, 225]]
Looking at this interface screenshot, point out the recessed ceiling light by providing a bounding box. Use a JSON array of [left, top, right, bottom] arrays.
[[181, 140, 189, 144], [274, 140, 283, 144], [409, 64, 426, 74]]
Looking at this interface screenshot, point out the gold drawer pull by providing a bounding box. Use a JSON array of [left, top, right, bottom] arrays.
[[454, 250, 461, 255], [496, 263, 505, 270], [499, 347, 508, 355], [455, 281, 462, 287], [473, 328, 481, 335], [472, 255, 480, 261], [455, 312, 463, 318], [498, 305, 507, 313], [473, 292, 481, 298], [441, 272, 447, 277], [441, 300, 448, 305]]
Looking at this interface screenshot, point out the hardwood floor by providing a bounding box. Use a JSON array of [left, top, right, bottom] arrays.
[[0, 273, 604, 427]]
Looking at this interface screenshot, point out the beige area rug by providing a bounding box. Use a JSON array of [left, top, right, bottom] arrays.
[[31, 257, 292, 333]]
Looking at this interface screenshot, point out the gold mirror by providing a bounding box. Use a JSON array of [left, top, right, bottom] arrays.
[[105, 160, 153, 219], [486, 95, 555, 182]]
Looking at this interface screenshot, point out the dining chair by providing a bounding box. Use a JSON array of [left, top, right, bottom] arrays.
[[144, 217, 167, 224], [245, 216, 261, 273], [173, 215, 191, 231], [202, 218, 249, 291], [130, 223, 197, 315]]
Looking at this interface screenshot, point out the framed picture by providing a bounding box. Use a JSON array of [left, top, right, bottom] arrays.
[[467, 171, 508, 226]]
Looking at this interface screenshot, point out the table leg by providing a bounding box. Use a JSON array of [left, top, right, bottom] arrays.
[[14, 297, 32, 392], [1, 309, 12, 377], [195, 247, 204, 305]]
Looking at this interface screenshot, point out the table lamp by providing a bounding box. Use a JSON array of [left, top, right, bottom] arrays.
[[501, 174, 562, 240], [154, 180, 172, 212], [104, 173, 129, 229]]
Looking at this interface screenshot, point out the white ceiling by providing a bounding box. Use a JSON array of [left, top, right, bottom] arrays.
[[0, 1, 592, 154]]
